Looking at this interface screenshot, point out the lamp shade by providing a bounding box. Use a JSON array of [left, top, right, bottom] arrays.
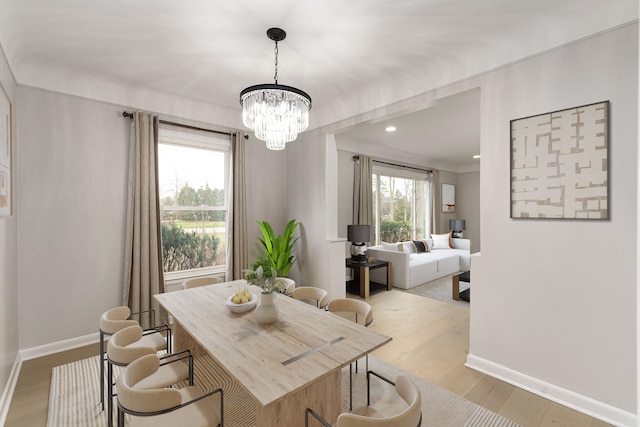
[[449, 219, 466, 231], [347, 225, 370, 243]]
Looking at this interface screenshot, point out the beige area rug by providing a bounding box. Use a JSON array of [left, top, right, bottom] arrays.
[[48, 354, 519, 427], [399, 274, 470, 306]]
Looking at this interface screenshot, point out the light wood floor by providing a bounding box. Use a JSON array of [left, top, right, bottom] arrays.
[[5, 290, 613, 427]]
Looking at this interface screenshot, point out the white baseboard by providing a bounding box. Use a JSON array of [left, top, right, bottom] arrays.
[[465, 354, 637, 427], [0, 352, 23, 426], [20, 332, 100, 361]]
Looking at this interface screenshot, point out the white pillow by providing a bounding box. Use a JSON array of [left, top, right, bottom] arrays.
[[381, 241, 401, 251], [424, 239, 434, 251], [431, 233, 452, 249], [402, 241, 416, 253]]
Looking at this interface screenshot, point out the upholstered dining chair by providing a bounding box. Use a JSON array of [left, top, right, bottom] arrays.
[[305, 372, 422, 427], [116, 354, 224, 427], [99, 306, 171, 410], [182, 276, 224, 289], [326, 298, 373, 410], [292, 286, 329, 309], [106, 325, 192, 427], [280, 277, 295, 296]]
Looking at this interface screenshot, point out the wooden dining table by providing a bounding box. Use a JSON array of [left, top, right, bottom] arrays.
[[154, 280, 391, 426]]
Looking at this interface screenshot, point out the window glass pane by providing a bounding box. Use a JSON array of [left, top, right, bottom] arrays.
[[158, 136, 229, 274], [372, 165, 431, 245]]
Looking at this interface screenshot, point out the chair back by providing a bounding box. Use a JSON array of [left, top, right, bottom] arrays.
[[182, 277, 223, 289], [280, 277, 295, 296], [100, 306, 138, 334], [107, 325, 155, 364], [116, 354, 182, 413], [336, 374, 422, 427], [292, 286, 329, 308], [327, 298, 373, 326]]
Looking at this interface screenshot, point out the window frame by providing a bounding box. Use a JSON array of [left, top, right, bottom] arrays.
[[372, 163, 432, 245], [157, 125, 231, 284]]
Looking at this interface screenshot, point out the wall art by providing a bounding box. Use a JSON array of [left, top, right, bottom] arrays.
[[510, 101, 609, 219]]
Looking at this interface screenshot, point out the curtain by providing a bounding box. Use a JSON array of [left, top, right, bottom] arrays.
[[352, 154, 373, 225], [431, 169, 441, 234], [227, 131, 248, 280], [122, 112, 164, 329]]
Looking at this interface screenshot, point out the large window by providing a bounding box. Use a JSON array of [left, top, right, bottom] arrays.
[[157, 125, 231, 280], [372, 163, 431, 245]]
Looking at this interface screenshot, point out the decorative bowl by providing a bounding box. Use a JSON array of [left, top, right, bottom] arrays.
[[225, 292, 258, 313]]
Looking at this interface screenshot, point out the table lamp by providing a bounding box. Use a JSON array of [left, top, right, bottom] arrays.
[[449, 219, 466, 238], [347, 224, 371, 263]]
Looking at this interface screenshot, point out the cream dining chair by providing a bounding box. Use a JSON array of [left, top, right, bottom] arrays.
[[292, 286, 329, 309], [116, 354, 223, 427], [182, 276, 224, 289], [99, 306, 170, 410], [326, 298, 373, 410], [305, 372, 422, 427], [106, 325, 192, 427]]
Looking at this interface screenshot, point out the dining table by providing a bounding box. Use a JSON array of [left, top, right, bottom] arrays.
[[154, 280, 392, 426]]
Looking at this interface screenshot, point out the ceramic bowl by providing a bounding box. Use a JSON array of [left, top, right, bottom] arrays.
[[225, 292, 258, 313]]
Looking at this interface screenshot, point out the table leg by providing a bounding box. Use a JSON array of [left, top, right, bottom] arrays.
[[452, 275, 460, 300], [257, 370, 341, 426], [360, 266, 370, 299], [386, 262, 392, 291]]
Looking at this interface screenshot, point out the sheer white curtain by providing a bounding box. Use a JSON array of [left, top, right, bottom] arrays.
[[352, 154, 373, 225], [226, 131, 248, 280], [123, 112, 164, 328]]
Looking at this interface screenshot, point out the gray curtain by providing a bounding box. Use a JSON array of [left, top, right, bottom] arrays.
[[431, 169, 441, 234], [227, 131, 248, 280], [123, 112, 164, 329], [353, 154, 373, 225]]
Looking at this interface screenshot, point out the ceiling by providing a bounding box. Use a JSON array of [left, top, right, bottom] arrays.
[[0, 1, 636, 171]]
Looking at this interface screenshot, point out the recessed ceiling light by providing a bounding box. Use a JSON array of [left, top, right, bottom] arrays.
[[385, 126, 396, 132], [473, 155, 481, 159]]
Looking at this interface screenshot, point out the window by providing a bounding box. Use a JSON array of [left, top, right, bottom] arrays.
[[372, 163, 431, 245], [157, 125, 231, 281]]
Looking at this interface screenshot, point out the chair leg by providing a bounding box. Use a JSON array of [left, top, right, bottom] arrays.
[[117, 406, 124, 427], [107, 360, 114, 427], [99, 330, 105, 410]]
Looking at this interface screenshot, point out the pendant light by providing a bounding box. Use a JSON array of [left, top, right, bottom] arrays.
[[240, 28, 312, 150]]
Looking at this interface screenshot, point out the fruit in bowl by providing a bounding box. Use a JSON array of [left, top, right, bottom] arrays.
[[225, 289, 258, 313]]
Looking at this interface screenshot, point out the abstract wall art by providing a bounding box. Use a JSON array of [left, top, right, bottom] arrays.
[[510, 101, 609, 219]]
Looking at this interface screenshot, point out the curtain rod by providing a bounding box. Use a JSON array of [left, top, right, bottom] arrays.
[[353, 155, 432, 174], [122, 111, 248, 139]]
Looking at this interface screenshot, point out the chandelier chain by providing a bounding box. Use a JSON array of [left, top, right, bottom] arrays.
[[273, 41, 279, 84]]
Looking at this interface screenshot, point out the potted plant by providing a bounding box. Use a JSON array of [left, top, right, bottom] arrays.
[[256, 219, 300, 277], [244, 265, 286, 324], [244, 265, 287, 294]]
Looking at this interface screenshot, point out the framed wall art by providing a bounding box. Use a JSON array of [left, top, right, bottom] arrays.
[[510, 101, 609, 220], [0, 82, 11, 217], [442, 183, 455, 213]]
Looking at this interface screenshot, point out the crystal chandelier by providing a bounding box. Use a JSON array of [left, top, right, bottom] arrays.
[[240, 28, 312, 150]]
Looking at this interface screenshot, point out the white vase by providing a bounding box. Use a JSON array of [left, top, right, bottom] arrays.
[[255, 292, 279, 324]]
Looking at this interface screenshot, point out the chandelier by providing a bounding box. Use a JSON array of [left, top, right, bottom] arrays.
[[240, 28, 312, 150]]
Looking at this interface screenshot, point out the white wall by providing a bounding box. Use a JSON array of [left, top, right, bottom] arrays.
[[457, 171, 480, 252], [0, 46, 19, 421], [469, 23, 637, 425], [17, 88, 131, 348]]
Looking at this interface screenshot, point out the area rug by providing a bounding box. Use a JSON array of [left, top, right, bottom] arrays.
[[400, 274, 470, 306], [48, 353, 519, 426]]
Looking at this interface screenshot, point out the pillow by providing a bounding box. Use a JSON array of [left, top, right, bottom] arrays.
[[381, 241, 402, 252], [431, 233, 453, 249], [402, 241, 416, 253], [412, 240, 428, 253], [424, 239, 434, 251]]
